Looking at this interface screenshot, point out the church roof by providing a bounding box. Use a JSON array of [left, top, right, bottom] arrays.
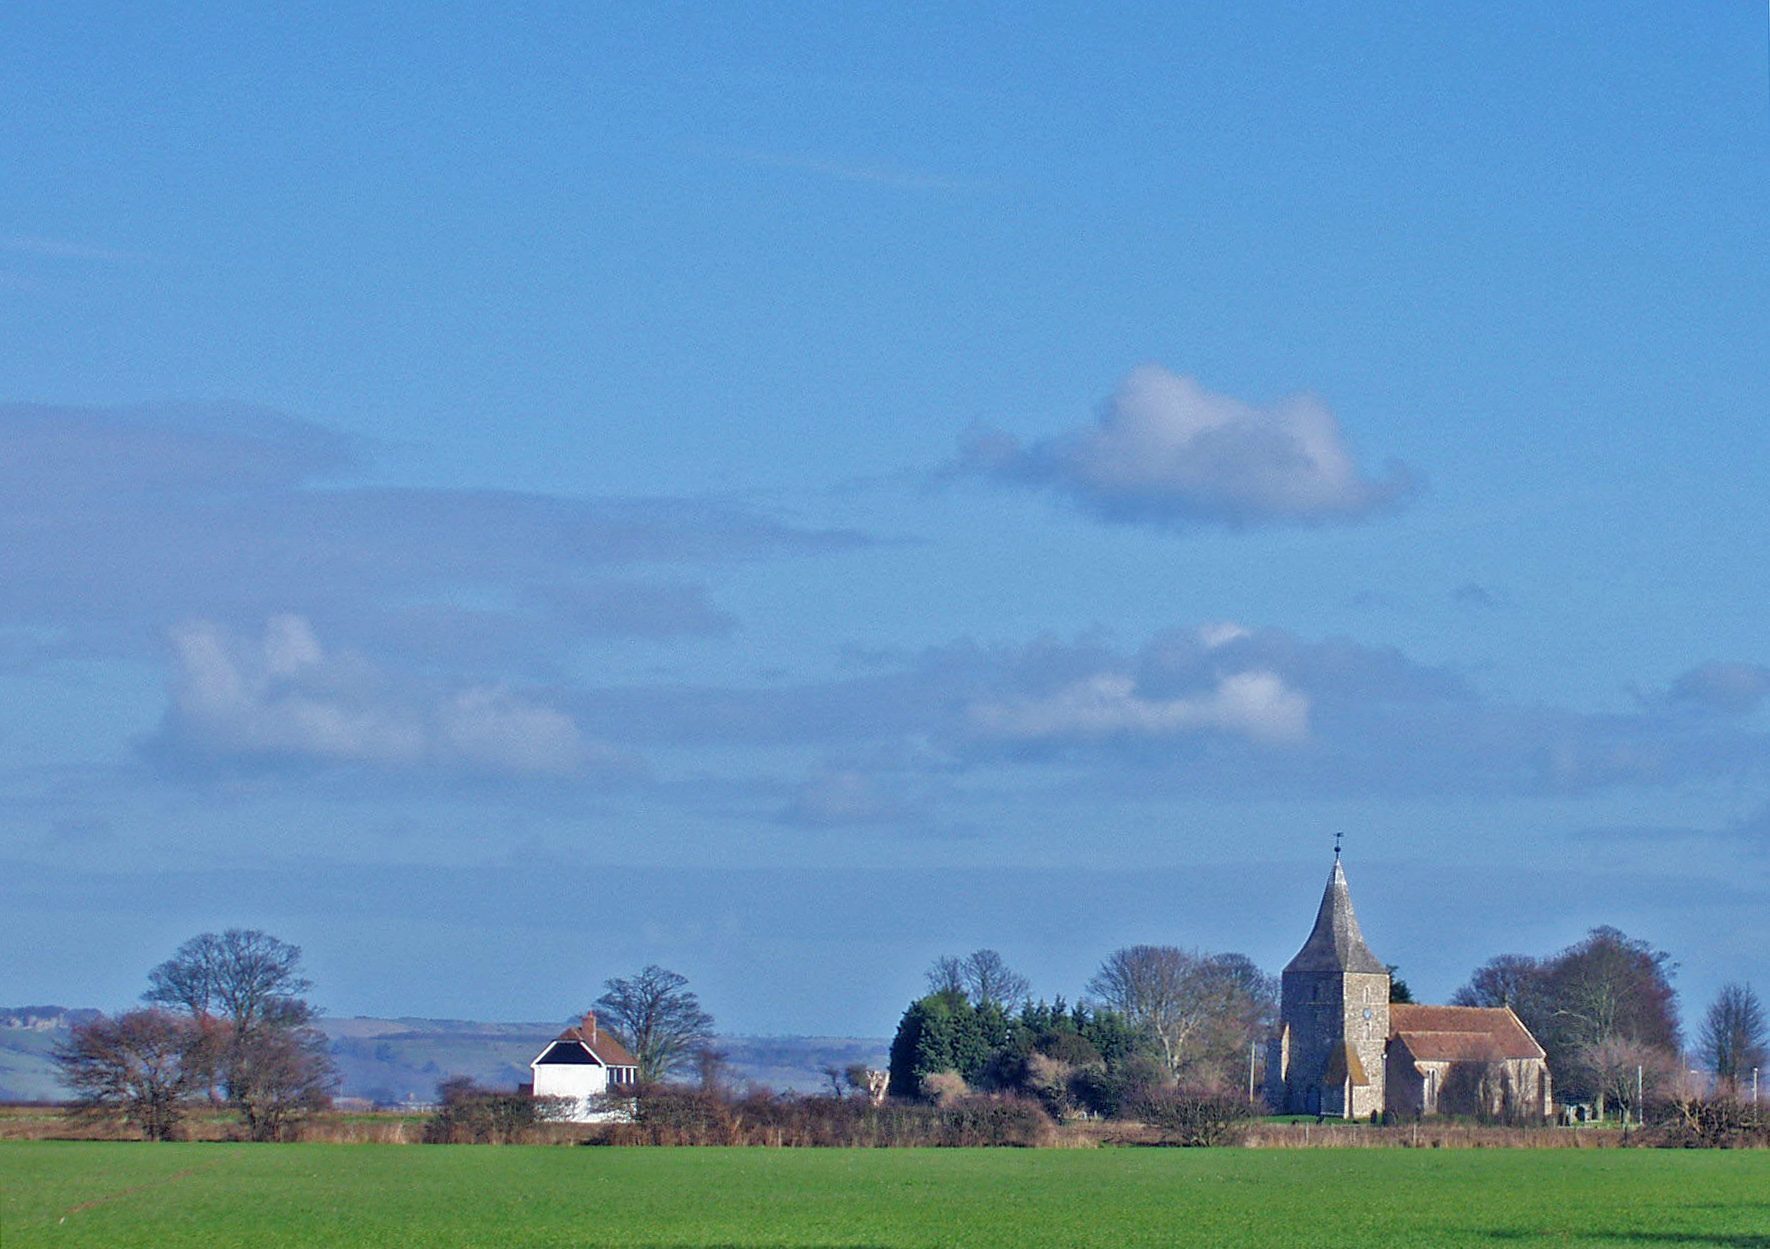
[[1282, 859, 1387, 976], [1389, 1005, 1545, 1063]]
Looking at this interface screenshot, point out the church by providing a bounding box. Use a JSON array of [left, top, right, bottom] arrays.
[[1266, 854, 1554, 1120]]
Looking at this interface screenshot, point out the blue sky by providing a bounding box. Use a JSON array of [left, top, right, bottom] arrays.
[[2, 3, 1767, 1037]]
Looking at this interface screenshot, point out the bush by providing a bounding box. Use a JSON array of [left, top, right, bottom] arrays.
[[1071, 1053, 1167, 1119], [628, 1085, 737, 1145], [1643, 1097, 1769, 1149], [587, 1087, 1054, 1147], [921, 1070, 968, 1107], [1127, 1087, 1258, 1147], [934, 1094, 1054, 1147], [422, 1079, 573, 1144]]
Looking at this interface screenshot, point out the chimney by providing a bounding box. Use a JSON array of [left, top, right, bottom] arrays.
[[582, 1012, 597, 1043]]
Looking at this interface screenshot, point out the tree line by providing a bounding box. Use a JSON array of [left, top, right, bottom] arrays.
[[1451, 926, 1766, 1117], [55, 929, 336, 1141], [884, 932, 1766, 1126], [53, 921, 1767, 1142], [887, 946, 1276, 1120]]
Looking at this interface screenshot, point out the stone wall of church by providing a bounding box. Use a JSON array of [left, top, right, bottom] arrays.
[[1274, 969, 1390, 1116], [1275, 969, 1334, 1114], [1384, 1053, 1554, 1120], [1343, 970, 1389, 1119]]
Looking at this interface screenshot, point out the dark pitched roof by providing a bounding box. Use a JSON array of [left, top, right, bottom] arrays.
[[1389, 1004, 1546, 1063], [534, 1040, 597, 1066], [552, 1019, 644, 1068], [1283, 859, 1387, 976], [533, 1013, 639, 1069]]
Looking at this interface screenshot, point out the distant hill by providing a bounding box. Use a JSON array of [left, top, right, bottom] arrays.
[[0, 1007, 103, 1101], [0, 1007, 886, 1106]]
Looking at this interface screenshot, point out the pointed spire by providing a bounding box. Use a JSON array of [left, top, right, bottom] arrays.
[[1283, 858, 1386, 975]]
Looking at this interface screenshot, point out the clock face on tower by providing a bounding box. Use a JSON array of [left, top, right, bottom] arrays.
[[1362, 1008, 1374, 1020]]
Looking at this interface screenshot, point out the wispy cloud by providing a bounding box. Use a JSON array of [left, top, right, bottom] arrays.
[[1451, 583, 1504, 610], [0, 402, 869, 669], [1663, 661, 1770, 716], [565, 622, 1769, 799]]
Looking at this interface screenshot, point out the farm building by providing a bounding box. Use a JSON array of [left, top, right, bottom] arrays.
[[1267, 854, 1553, 1120], [528, 1012, 640, 1122]]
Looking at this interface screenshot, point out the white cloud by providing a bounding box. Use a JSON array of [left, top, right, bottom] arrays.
[[1197, 621, 1251, 650], [962, 364, 1412, 528], [968, 669, 1309, 745], [159, 616, 628, 779]]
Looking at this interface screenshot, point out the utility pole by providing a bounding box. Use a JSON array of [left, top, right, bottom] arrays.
[[1753, 1067, 1759, 1105], [1248, 1041, 1258, 1104], [1636, 1065, 1644, 1127]]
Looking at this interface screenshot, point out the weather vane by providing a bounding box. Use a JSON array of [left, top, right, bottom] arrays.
[[1334, 831, 1343, 860]]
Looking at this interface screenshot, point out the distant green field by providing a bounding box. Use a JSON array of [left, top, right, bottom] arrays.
[[3, 1141, 1766, 1248]]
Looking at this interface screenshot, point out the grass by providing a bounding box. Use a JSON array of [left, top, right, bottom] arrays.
[[3, 1141, 1767, 1248]]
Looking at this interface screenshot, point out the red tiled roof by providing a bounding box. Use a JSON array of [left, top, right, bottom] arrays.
[[1389, 1004, 1544, 1062], [551, 1016, 639, 1069]]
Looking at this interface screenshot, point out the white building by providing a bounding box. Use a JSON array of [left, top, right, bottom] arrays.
[[528, 1012, 640, 1123]]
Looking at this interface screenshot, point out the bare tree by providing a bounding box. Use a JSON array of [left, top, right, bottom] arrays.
[[1079, 948, 1275, 1090], [594, 964, 715, 1083], [53, 1009, 216, 1141], [695, 1044, 732, 1094], [962, 950, 1030, 1010], [924, 950, 1030, 1009], [1699, 983, 1768, 1090], [145, 929, 314, 1033], [1194, 953, 1278, 1087], [1452, 954, 1545, 1014], [1083, 941, 1210, 1068], [229, 1020, 336, 1141], [842, 1062, 872, 1097], [143, 929, 335, 1139], [1457, 930, 1679, 1107], [1580, 1036, 1677, 1122], [1546, 928, 1680, 1051], [925, 955, 967, 1000]]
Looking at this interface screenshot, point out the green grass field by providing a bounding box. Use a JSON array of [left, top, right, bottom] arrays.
[[3, 1142, 1767, 1248]]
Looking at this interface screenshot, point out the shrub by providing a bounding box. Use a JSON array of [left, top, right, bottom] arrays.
[[628, 1085, 736, 1145], [1128, 1087, 1258, 1147], [934, 1094, 1054, 1147], [586, 1087, 1054, 1147], [1644, 1097, 1769, 1149], [921, 1070, 968, 1108], [1072, 1053, 1166, 1119], [421, 1079, 573, 1144]]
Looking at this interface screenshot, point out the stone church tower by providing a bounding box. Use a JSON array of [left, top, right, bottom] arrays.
[[1267, 855, 1390, 1118]]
